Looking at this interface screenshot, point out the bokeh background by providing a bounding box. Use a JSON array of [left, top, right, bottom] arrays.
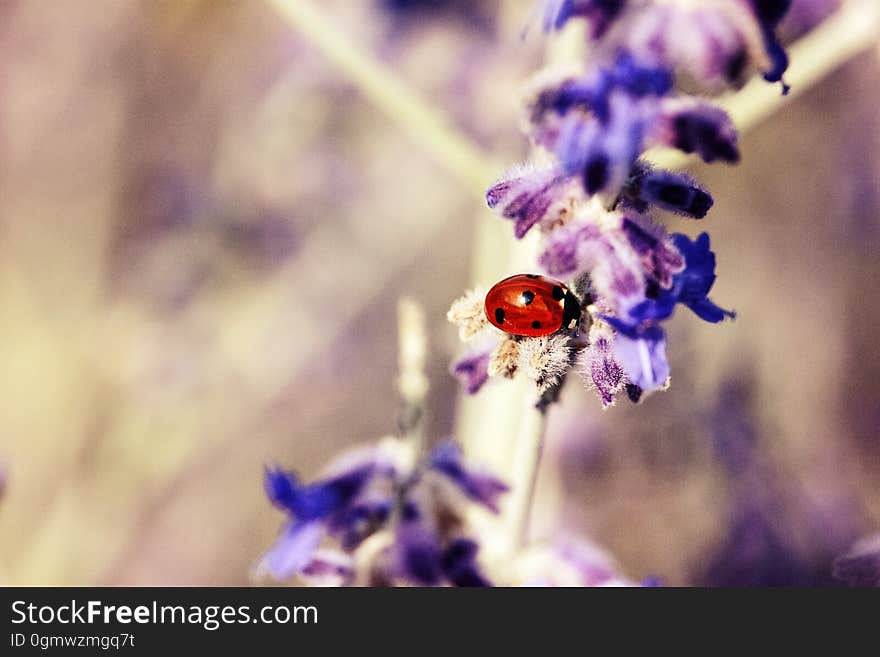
[[0, 0, 877, 586]]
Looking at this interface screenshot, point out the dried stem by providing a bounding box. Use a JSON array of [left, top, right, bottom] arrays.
[[396, 297, 429, 454]]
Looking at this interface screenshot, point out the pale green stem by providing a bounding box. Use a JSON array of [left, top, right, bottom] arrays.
[[266, 0, 500, 195]]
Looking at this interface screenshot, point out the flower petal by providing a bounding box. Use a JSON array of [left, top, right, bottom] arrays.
[[450, 348, 492, 395], [612, 327, 669, 392], [429, 441, 509, 513], [441, 538, 491, 587], [259, 521, 325, 581]]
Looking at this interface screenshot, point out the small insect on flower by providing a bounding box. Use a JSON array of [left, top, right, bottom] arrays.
[[484, 274, 581, 338]]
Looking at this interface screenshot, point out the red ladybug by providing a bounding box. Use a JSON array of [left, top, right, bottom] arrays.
[[485, 274, 581, 337]]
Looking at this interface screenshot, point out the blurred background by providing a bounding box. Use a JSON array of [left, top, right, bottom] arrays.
[[0, 0, 877, 586]]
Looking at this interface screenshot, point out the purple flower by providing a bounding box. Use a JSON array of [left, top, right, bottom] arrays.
[[760, 33, 790, 93], [261, 464, 376, 579], [744, 0, 793, 93], [542, 0, 627, 38], [264, 465, 373, 522], [607, 323, 670, 392], [441, 538, 491, 587], [539, 217, 648, 317], [390, 442, 506, 586], [613, 3, 772, 90], [629, 232, 735, 324], [261, 521, 327, 581], [528, 73, 612, 127], [395, 518, 444, 585], [622, 164, 714, 219], [298, 550, 355, 586], [260, 439, 507, 586], [620, 216, 685, 288], [539, 219, 601, 277], [335, 500, 392, 550], [552, 113, 602, 176], [450, 348, 491, 395], [527, 60, 664, 198], [610, 52, 675, 99], [553, 95, 645, 196], [590, 231, 731, 394], [652, 100, 740, 164], [528, 53, 671, 129], [579, 326, 626, 407], [486, 166, 578, 238], [395, 524, 492, 587], [429, 441, 509, 513]]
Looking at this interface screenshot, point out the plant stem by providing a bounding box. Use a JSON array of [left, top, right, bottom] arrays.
[[266, 0, 500, 195], [506, 399, 549, 551], [396, 297, 429, 455]]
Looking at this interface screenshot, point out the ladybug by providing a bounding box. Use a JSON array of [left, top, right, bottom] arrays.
[[485, 274, 582, 338]]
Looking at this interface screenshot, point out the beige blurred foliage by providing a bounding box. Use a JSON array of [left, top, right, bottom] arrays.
[[0, 0, 877, 585], [0, 0, 527, 585]]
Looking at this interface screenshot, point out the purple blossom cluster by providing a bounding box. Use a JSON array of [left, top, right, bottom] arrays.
[[450, 0, 793, 407], [258, 438, 508, 586], [543, 0, 791, 91]]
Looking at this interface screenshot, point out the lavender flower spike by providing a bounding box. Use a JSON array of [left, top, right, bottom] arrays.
[[449, 0, 788, 406]]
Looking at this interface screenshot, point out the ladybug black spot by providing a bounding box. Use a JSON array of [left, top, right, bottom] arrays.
[[525, 274, 539, 279], [495, 308, 506, 325], [522, 290, 535, 306], [531, 320, 541, 330], [551, 285, 565, 301]]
